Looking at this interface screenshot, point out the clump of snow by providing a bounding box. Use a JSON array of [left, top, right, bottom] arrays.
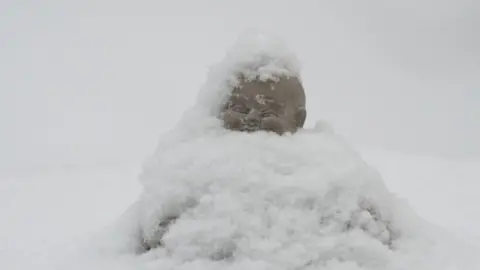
[[62, 31, 480, 270]]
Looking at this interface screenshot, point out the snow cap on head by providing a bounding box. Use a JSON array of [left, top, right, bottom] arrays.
[[193, 30, 302, 118]]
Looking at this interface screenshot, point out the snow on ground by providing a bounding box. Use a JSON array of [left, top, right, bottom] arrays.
[[0, 165, 142, 270], [360, 148, 480, 242], [1, 152, 479, 270]]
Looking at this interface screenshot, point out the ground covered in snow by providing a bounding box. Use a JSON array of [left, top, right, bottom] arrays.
[[84, 126, 478, 270], [2, 32, 479, 270], [2, 151, 479, 270]]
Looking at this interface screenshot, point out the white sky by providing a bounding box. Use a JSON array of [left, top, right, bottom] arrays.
[[1, 0, 479, 172]]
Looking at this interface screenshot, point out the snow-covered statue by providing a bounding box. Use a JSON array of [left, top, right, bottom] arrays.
[[134, 31, 404, 263], [74, 32, 479, 270]]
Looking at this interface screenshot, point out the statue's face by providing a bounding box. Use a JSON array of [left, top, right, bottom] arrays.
[[220, 77, 306, 135]]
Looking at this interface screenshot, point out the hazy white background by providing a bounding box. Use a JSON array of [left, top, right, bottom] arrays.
[[1, 2, 479, 269], [1, 0, 479, 173]]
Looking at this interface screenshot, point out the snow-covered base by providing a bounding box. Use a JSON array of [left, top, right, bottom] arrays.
[[61, 124, 480, 270], [57, 31, 479, 270]]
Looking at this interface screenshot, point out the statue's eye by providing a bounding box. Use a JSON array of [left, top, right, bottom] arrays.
[[261, 110, 277, 118], [232, 105, 249, 114]]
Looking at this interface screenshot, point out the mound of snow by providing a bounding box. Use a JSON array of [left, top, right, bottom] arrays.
[[61, 31, 480, 270], [138, 129, 406, 264]]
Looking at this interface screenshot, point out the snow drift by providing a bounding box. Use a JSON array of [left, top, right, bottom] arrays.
[[61, 31, 480, 270]]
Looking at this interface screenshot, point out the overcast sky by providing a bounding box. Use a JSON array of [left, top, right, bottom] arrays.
[[1, 0, 479, 172]]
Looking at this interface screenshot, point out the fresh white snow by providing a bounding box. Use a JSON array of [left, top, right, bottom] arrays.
[[4, 32, 468, 270], [2, 154, 479, 270], [0, 2, 478, 264], [0, 165, 142, 270], [361, 149, 480, 242]]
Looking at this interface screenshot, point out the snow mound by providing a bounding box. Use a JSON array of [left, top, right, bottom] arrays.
[[138, 129, 403, 266], [61, 31, 480, 270], [72, 127, 480, 270]]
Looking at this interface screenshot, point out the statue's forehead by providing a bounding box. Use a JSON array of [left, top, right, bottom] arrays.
[[226, 93, 285, 111], [225, 76, 305, 110], [229, 92, 249, 100], [254, 94, 275, 105], [230, 91, 279, 101]]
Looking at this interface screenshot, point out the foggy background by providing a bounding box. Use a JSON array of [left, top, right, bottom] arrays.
[[1, 0, 479, 173]]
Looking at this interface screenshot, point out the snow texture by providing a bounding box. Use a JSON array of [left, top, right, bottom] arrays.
[[59, 31, 480, 270]]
